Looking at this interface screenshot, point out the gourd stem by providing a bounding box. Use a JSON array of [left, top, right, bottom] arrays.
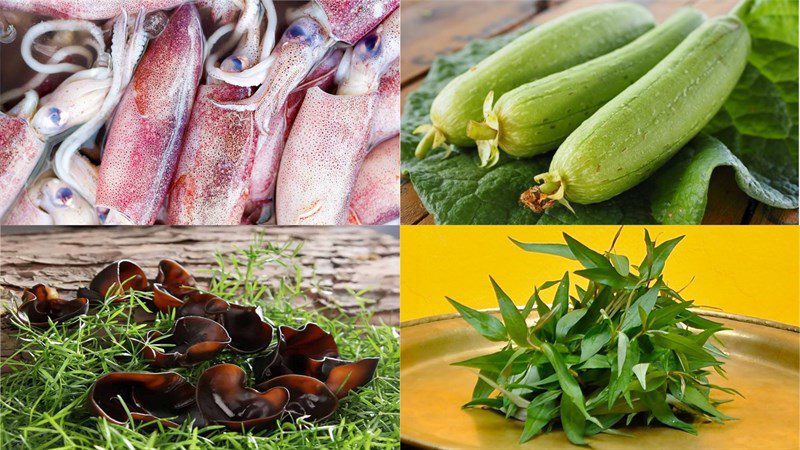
[[539, 181, 560, 195], [466, 120, 498, 141], [414, 126, 437, 159]]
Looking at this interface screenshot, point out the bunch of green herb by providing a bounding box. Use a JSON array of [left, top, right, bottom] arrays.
[[0, 235, 399, 449], [448, 229, 737, 445]]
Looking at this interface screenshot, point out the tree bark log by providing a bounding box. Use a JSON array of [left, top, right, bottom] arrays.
[[0, 226, 399, 325]]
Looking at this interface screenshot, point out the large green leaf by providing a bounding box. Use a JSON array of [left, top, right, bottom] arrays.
[[401, 2, 798, 224]]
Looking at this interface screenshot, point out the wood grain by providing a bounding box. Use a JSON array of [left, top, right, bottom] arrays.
[[401, 0, 799, 225], [0, 226, 400, 324]]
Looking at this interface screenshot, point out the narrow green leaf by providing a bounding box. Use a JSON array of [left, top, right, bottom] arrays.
[[620, 284, 660, 331], [563, 233, 613, 270], [446, 297, 507, 342], [491, 277, 529, 347], [585, 414, 625, 436], [650, 331, 716, 362], [579, 354, 611, 369], [472, 369, 499, 399], [556, 309, 587, 341], [580, 324, 611, 362], [476, 371, 530, 409], [560, 395, 587, 445], [640, 390, 696, 434], [553, 272, 570, 319], [632, 363, 649, 390], [539, 279, 562, 290], [453, 349, 523, 372], [681, 386, 733, 420], [617, 333, 629, 376], [464, 397, 504, 409], [608, 339, 640, 408], [638, 306, 648, 331], [521, 290, 538, 319], [532, 303, 562, 337], [610, 254, 630, 277], [541, 343, 600, 428], [574, 268, 629, 288], [519, 392, 560, 443], [650, 236, 684, 279], [509, 238, 576, 260]]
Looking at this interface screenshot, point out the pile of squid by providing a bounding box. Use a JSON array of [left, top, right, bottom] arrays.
[[0, 0, 400, 225], [13, 259, 380, 430]]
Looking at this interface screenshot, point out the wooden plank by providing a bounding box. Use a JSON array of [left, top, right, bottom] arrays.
[[0, 227, 400, 324], [401, 181, 429, 224], [749, 205, 800, 224], [401, 0, 542, 85], [702, 168, 750, 224]]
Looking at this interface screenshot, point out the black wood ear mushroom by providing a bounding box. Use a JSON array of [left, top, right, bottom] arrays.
[[196, 364, 289, 431], [256, 374, 338, 421], [82, 260, 148, 302], [88, 372, 205, 427], [155, 259, 197, 298], [143, 316, 231, 368], [17, 284, 89, 327]]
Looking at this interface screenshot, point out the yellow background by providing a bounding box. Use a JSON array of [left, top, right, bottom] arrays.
[[401, 226, 799, 326]]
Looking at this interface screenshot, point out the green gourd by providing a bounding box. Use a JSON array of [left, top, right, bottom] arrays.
[[521, 15, 750, 213], [467, 8, 706, 166], [414, 3, 656, 163]]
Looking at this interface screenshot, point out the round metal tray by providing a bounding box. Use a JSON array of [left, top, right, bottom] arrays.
[[401, 311, 799, 449]]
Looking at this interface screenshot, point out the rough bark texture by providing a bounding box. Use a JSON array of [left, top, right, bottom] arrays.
[[0, 226, 399, 326]]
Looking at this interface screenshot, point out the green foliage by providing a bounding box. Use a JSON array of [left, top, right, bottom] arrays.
[[0, 236, 399, 449], [401, 0, 797, 224], [449, 230, 735, 445]]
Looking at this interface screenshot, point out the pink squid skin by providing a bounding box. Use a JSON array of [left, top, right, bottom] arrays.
[[369, 59, 400, 147], [2, 189, 52, 225], [348, 135, 399, 225], [243, 49, 343, 223], [96, 4, 203, 225], [275, 87, 375, 225], [314, 0, 400, 45], [165, 84, 256, 225], [0, 114, 45, 218], [0, 0, 224, 20]]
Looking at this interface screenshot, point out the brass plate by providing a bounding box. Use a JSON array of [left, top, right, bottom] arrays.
[[401, 311, 800, 449]]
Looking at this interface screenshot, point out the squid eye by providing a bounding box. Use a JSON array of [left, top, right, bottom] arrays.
[[32, 106, 68, 136], [285, 23, 307, 39], [96, 207, 109, 223], [221, 56, 245, 72], [54, 187, 73, 206], [363, 34, 380, 53], [48, 107, 64, 127], [282, 18, 322, 44]]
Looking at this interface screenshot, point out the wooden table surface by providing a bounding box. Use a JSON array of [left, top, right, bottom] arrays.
[[0, 226, 399, 325], [400, 0, 799, 225]]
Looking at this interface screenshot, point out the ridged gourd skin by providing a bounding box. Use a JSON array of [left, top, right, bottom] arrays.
[[428, 3, 656, 148], [494, 8, 706, 158], [547, 15, 750, 205]]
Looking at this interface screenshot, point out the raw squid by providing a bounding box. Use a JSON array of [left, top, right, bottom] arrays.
[[348, 135, 399, 225], [165, 84, 256, 225], [274, 8, 399, 225], [95, 4, 203, 225]]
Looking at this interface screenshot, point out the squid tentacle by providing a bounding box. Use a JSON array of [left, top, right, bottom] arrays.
[[21, 19, 105, 74], [207, 0, 279, 85], [0, 45, 93, 106]]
